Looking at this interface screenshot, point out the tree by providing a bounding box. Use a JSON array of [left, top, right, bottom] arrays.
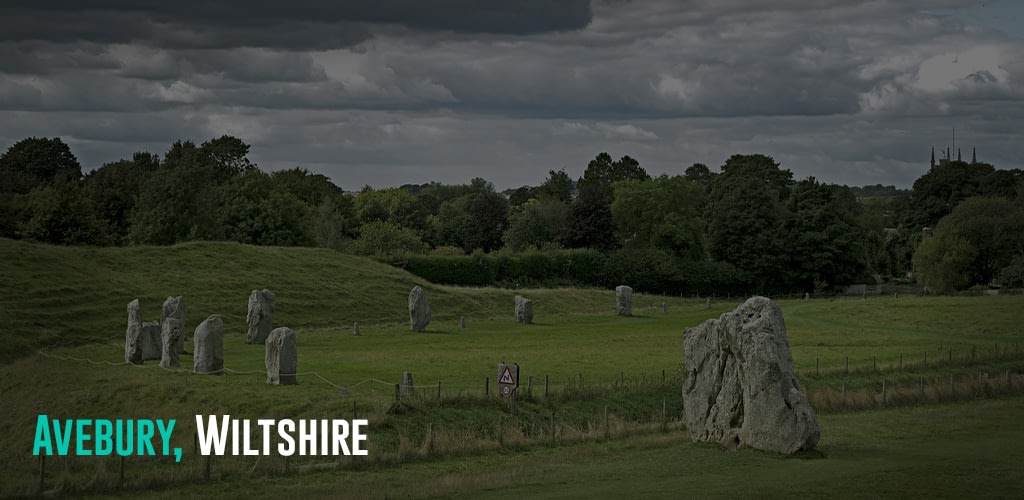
[[536, 169, 574, 203], [215, 169, 314, 246], [349, 220, 426, 256], [23, 182, 108, 245], [200, 135, 256, 178], [560, 181, 618, 251], [81, 152, 158, 244], [0, 137, 82, 194], [684, 163, 714, 191], [705, 154, 792, 292], [611, 175, 704, 260], [906, 160, 995, 230], [503, 197, 567, 251], [783, 179, 866, 292], [912, 197, 1024, 291]]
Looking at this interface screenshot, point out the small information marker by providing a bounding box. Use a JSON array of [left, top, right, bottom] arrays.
[[497, 362, 519, 398]]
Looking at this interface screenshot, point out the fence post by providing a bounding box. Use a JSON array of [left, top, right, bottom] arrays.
[[841, 380, 846, 408], [395, 383, 401, 403], [882, 380, 886, 405], [437, 380, 442, 400], [604, 406, 610, 439], [38, 455, 45, 496], [544, 375, 549, 399], [485, 377, 489, 396], [845, 356, 849, 375], [528, 375, 533, 398], [550, 411, 556, 443], [899, 353, 902, 370], [661, 399, 667, 431], [921, 376, 925, 400], [815, 357, 819, 376], [619, 371, 624, 385]]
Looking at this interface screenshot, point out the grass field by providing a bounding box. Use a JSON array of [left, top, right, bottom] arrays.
[[1, 238, 1023, 497]]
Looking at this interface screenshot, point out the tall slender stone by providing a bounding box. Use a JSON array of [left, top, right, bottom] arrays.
[[193, 315, 224, 375], [125, 299, 143, 365], [141, 320, 162, 360], [159, 317, 182, 368], [408, 286, 431, 332], [616, 285, 633, 316], [246, 289, 276, 344], [160, 296, 187, 353], [265, 327, 297, 385]]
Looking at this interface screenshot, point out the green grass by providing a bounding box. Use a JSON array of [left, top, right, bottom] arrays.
[[2, 238, 1024, 498]]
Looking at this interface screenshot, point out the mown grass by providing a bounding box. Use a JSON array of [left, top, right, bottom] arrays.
[[2, 238, 1024, 497]]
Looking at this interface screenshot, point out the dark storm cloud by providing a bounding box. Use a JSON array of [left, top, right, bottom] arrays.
[[0, 0, 1021, 190], [0, 1, 592, 48]]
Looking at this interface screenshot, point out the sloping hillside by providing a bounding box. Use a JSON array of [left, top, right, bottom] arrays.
[[0, 238, 618, 363]]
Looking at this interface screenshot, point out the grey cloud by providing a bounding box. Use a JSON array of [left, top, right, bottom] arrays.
[[0, 1, 592, 49]]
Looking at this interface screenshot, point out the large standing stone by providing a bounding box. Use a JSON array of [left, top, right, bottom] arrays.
[[408, 286, 431, 332], [160, 296, 187, 354], [682, 296, 819, 454], [514, 295, 533, 324], [246, 289, 276, 344], [159, 317, 182, 368], [193, 315, 224, 375], [265, 327, 297, 385], [616, 285, 632, 316], [141, 321, 162, 360], [124, 299, 143, 365]]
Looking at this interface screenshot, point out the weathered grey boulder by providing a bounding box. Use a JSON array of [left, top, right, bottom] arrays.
[[400, 371, 415, 396], [246, 289, 276, 344], [682, 296, 819, 454], [141, 321, 162, 360], [408, 286, 431, 332], [124, 299, 143, 365], [514, 295, 533, 324], [616, 285, 632, 316], [159, 317, 182, 368], [160, 296, 187, 354], [193, 315, 224, 375], [265, 327, 297, 385]]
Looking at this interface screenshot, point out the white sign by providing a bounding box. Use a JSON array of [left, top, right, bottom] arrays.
[[496, 363, 519, 398]]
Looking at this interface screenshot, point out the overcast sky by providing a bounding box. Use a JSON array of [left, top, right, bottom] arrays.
[[1, 1, 1021, 190]]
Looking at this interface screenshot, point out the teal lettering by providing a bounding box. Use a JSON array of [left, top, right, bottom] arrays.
[[32, 415, 52, 456], [138, 420, 155, 455], [53, 419, 72, 455], [94, 420, 113, 456], [76, 419, 93, 456], [115, 419, 134, 457], [156, 420, 175, 456]]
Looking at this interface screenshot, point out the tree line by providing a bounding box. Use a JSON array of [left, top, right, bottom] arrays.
[[1, 136, 1021, 294]]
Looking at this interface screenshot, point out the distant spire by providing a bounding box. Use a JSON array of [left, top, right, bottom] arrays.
[[972, 146, 976, 164], [957, 148, 961, 162], [930, 147, 935, 167]]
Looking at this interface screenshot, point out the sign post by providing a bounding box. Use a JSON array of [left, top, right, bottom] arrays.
[[497, 362, 519, 398]]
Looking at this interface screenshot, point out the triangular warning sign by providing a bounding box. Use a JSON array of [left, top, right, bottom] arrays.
[[499, 367, 515, 385]]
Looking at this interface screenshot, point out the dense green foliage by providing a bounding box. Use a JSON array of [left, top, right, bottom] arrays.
[[2, 137, 1022, 294]]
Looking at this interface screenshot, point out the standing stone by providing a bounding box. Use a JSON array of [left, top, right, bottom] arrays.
[[159, 317, 182, 368], [352, 322, 360, 336], [682, 296, 819, 454], [514, 295, 533, 324], [408, 286, 431, 332], [124, 299, 143, 365], [246, 289, 276, 344], [265, 327, 297, 385], [459, 315, 466, 329], [616, 285, 633, 316], [400, 371, 415, 396], [160, 296, 187, 354], [193, 315, 224, 375], [141, 321, 162, 360]]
